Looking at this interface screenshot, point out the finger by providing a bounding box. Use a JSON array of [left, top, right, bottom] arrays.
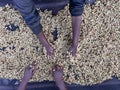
[[55, 64, 61, 71], [52, 66, 56, 72], [50, 51, 54, 56], [47, 55, 49, 60], [52, 65, 54, 70], [52, 64, 57, 72], [72, 52, 77, 56], [26, 64, 32, 70], [26, 65, 33, 73], [47, 55, 53, 60], [72, 50, 77, 56], [49, 55, 54, 60], [58, 65, 63, 72], [29, 64, 33, 68], [52, 66, 56, 76], [56, 65, 64, 74], [32, 66, 39, 74], [47, 51, 54, 57], [31, 61, 38, 71], [60, 66, 63, 70], [52, 69, 56, 72], [31, 61, 37, 66], [31, 64, 36, 72], [60, 66, 64, 73], [28, 64, 34, 72]]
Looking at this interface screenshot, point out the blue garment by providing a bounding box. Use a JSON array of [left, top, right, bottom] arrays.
[[13, 0, 42, 35], [13, 0, 85, 35], [69, 0, 85, 16]]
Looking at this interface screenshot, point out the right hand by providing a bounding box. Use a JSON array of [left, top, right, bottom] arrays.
[[52, 65, 64, 82], [23, 61, 38, 82], [45, 45, 54, 56]]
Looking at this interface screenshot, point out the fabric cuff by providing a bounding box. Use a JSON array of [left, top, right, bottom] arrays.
[[69, 7, 84, 16]]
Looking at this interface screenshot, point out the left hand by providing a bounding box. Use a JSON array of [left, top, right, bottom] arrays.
[[23, 61, 38, 82]]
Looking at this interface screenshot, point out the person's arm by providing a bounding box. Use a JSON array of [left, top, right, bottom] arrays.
[[13, 0, 54, 56], [37, 32, 54, 56], [52, 65, 67, 90], [18, 61, 38, 90], [17, 78, 28, 90], [68, 0, 85, 55], [71, 16, 82, 48], [13, 0, 42, 35], [57, 81, 67, 90]]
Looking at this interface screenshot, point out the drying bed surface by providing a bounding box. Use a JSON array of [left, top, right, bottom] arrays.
[[0, 0, 120, 85]]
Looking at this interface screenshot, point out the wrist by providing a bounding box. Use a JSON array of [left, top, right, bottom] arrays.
[[22, 77, 30, 83], [37, 31, 43, 38], [57, 82, 66, 90], [56, 80, 64, 88], [37, 32, 50, 47]]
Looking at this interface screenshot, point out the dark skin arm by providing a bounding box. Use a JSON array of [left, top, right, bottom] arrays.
[[37, 16, 82, 56], [53, 65, 67, 90], [17, 79, 28, 90], [37, 31, 54, 56], [18, 61, 38, 90], [69, 16, 82, 55], [18, 63, 67, 90], [57, 81, 67, 90]]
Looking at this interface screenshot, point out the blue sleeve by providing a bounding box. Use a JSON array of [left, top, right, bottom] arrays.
[[13, 0, 42, 35], [69, 0, 85, 16]]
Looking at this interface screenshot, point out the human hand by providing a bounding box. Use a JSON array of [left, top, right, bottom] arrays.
[[45, 45, 54, 56], [52, 65, 64, 83], [68, 44, 77, 56], [37, 32, 54, 56], [23, 61, 38, 82]]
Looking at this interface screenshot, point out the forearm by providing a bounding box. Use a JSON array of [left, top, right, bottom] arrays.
[[37, 31, 50, 47], [56, 81, 67, 90], [72, 16, 82, 46], [69, 0, 84, 46], [18, 78, 29, 90]]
